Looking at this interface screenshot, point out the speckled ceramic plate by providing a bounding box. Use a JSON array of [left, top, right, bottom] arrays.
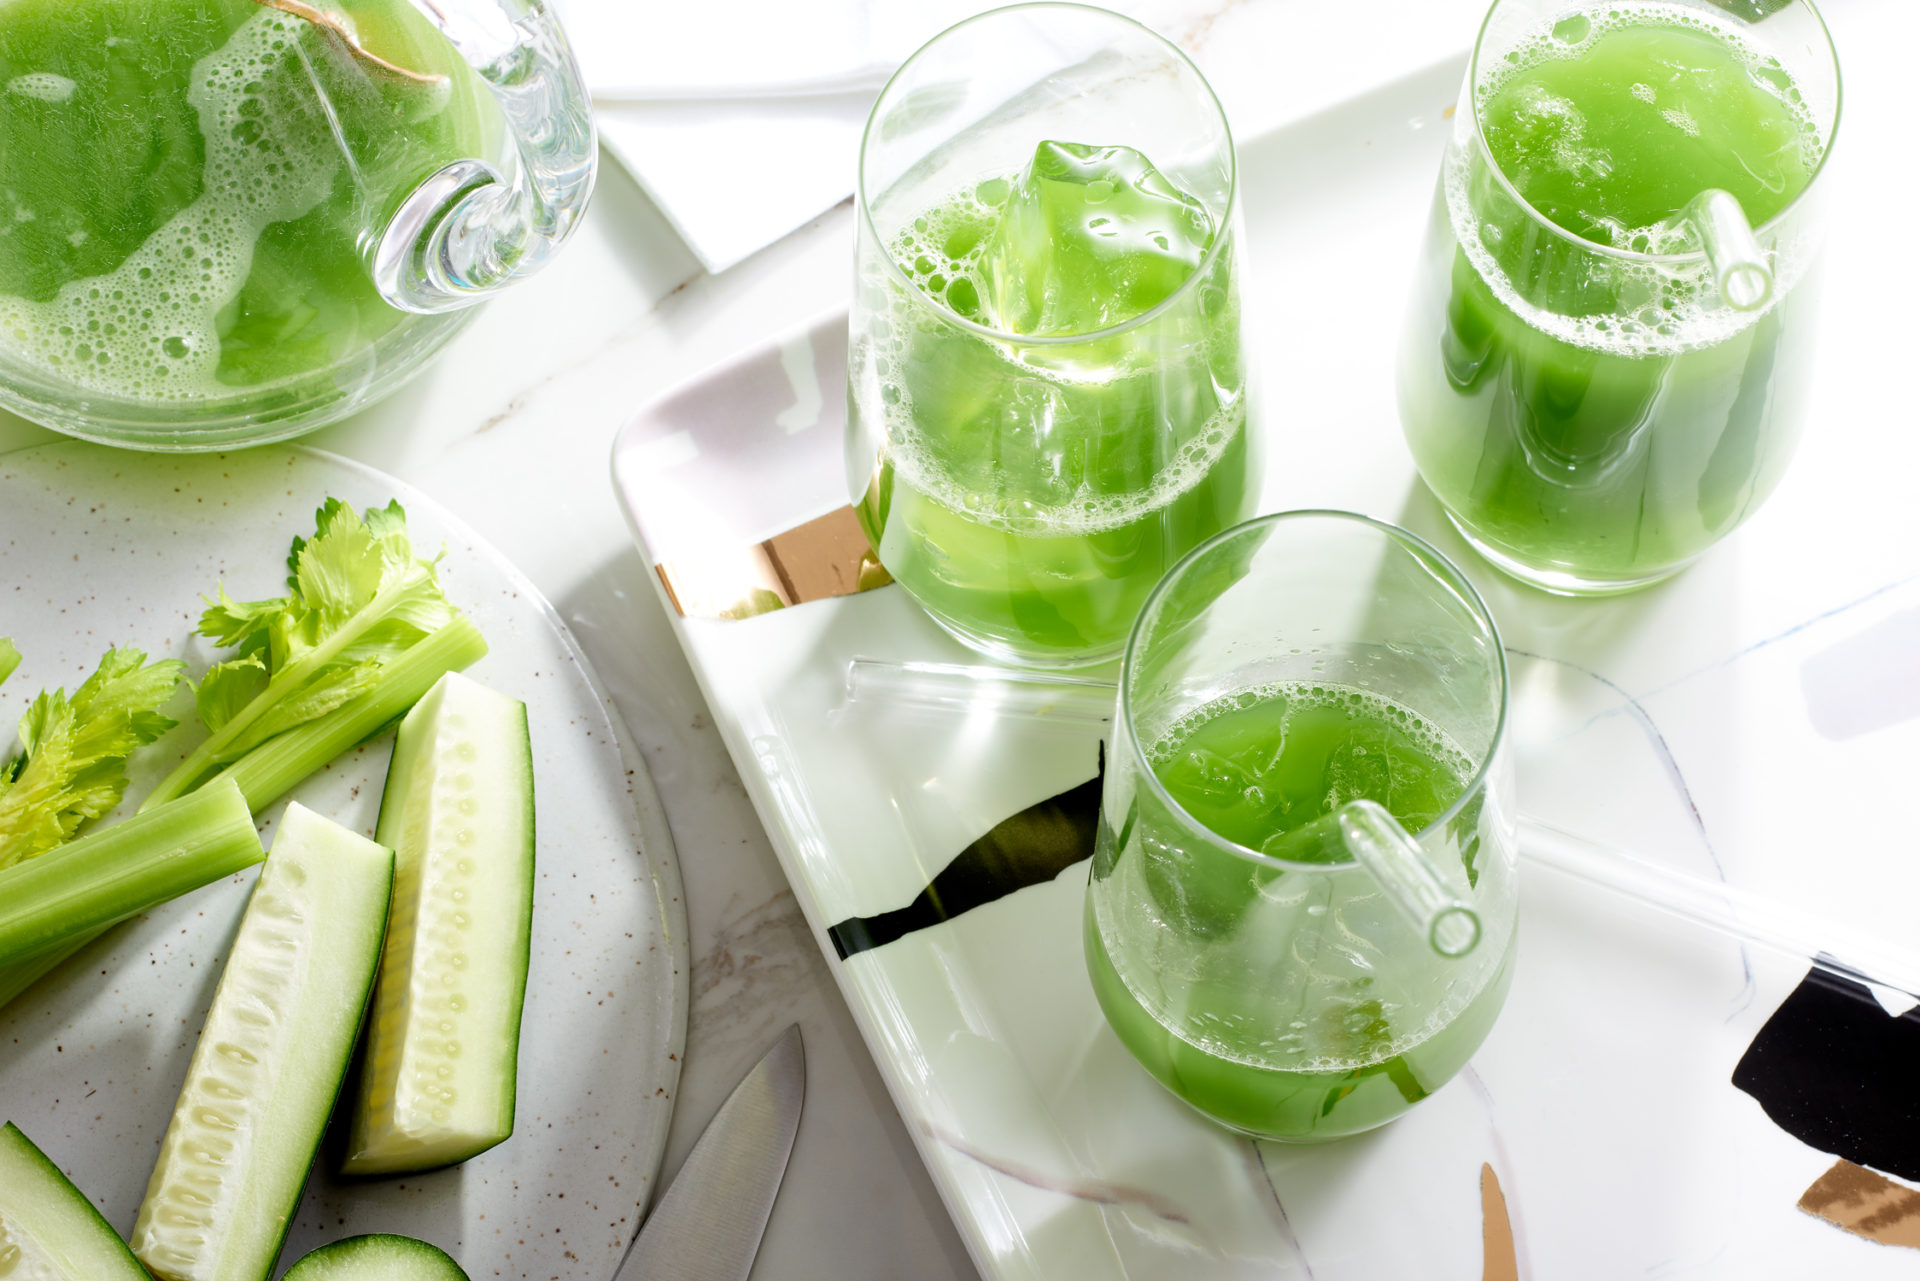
[[0, 442, 689, 1281]]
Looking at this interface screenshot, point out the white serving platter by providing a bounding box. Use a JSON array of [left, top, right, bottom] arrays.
[[0, 442, 689, 1281], [611, 1, 1920, 1276]]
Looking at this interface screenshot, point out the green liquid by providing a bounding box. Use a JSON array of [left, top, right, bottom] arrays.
[[0, 0, 491, 407], [853, 142, 1253, 665], [1398, 8, 1824, 589], [1087, 684, 1513, 1140]]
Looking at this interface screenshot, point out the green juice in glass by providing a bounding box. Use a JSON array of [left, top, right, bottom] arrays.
[[1086, 682, 1513, 1140], [853, 141, 1253, 666], [0, 0, 492, 413], [1398, 6, 1828, 591]]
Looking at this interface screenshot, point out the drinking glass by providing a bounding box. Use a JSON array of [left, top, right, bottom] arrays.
[[1085, 511, 1518, 1142], [1397, 0, 1840, 594], [0, 0, 596, 449], [847, 3, 1255, 668]]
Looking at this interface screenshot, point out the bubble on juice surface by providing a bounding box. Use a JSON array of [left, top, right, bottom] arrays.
[[879, 385, 1243, 538], [7, 73, 77, 102], [1454, 1, 1827, 358], [0, 11, 342, 401], [1145, 681, 1476, 789], [868, 157, 1242, 539], [1121, 682, 1498, 1073]]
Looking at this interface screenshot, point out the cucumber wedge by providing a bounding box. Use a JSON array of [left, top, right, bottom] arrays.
[[283, 1234, 469, 1280], [343, 673, 534, 1176], [131, 804, 395, 1281], [0, 1122, 148, 1280]]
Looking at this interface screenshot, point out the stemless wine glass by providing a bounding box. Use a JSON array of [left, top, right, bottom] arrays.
[[847, 3, 1255, 668], [1397, 0, 1840, 594], [0, 0, 595, 449], [1085, 511, 1518, 1142]]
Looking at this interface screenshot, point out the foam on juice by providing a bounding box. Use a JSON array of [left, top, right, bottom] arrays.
[[0, 11, 356, 399], [869, 154, 1242, 540], [6, 72, 74, 102], [878, 393, 1243, 539], [1146, 682, 1476, 786], [1448, 2, 1827, 358], [1138, 681, 1495, 1073]]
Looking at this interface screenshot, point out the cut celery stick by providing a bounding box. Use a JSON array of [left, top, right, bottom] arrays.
[[205, 618, 488, 812], [0, 779, 262, 970], [132, 804, 395, 1281], [0, 1121, 150, 1280]]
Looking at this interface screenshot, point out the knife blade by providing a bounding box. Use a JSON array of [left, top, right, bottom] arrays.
[[616, 1024, 806, 1281]]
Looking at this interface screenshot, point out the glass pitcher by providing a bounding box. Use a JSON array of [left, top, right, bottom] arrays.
[[1396, 0, 1840, 594], [0, 0, 595, 449], [1084, 511, 1519, 1142]]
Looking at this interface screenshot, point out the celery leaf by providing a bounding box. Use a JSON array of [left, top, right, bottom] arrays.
[[145, 498, 463, 808], [194, 653, 269, 733], [0, 647, 187, 869], [198, 588, 286, 651]]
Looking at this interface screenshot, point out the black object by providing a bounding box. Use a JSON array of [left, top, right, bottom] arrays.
[[828, 762, 1102, 959], [1733, 964, 1920, 1183]]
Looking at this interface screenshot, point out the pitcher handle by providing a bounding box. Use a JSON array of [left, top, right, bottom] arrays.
[[371, 0, 596, 314]]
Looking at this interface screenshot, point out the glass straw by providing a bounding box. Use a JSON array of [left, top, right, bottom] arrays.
[[845, 656, 1920, 996], [1689, 188, 1774, 311]]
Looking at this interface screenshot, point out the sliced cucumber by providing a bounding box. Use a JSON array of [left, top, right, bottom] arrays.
[[282, 1234, 469, 1280], [131, 804, 394, 1281], [0, 1122, 148, 1280], [342, 673, 534, 1177]]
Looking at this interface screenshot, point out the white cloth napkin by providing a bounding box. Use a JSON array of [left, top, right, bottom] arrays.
[[563, 0, 1196, 273]]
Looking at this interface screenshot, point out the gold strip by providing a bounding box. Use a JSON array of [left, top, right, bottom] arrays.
[[252, 0, 445, 83], [1799, 1159, 1920, 1249], [655, 505, 891, 621], [1481, 1163, 1519, 1281]]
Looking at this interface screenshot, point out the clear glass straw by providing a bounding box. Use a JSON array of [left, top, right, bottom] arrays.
[[1517, 818, 1920, 997], [844, 656, 1920, 996], [1689, 188, 1774, 312], [845, 658, 1117, 723]]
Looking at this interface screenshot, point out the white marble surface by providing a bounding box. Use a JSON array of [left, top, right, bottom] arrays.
[[0, 170, 979, 1275]]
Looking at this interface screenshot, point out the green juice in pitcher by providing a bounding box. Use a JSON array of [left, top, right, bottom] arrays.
[[1398, 5, 1829, 591], [0, 0, 493, 415], [852, 140, 1253, 666], [1086, 683, 1513, 1140]]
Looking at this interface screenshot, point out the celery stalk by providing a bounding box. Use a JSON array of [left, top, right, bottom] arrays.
[[145, 566, 435, 807], [142, 499, 470, 812], [208, 617, 488, 811], [0, 779, 263, 970]]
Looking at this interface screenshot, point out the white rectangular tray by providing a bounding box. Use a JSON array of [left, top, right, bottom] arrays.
[[613, 5, 1920, 1274]]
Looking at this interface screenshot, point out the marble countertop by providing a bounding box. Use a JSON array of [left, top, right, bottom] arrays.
[[0, 108, 984, 1281]]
